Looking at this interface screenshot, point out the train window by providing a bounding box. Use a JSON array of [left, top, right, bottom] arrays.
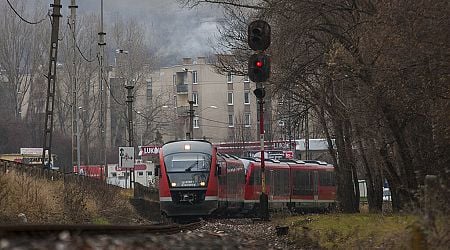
[[272, 170, 289, 196], [292, 171, 313, 195], [164, 153, 211, 172], [319, 171, 335, 186]]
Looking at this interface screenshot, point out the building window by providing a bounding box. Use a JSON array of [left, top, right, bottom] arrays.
[[192, 71, 198, 84], [112, 172, 117, 177], [172, 74, 176, 86], [192, 92, 199, 106], [227, 72, 232, 83], [194, 116, 199, 128], [138, 172, 144, 176], [147, 171, 152, 176], [245, 113, 251, 127], [243, 75, 249, 82], [227, 92, 233, 105], [228, 114, 234, 127], [244, 91, 250, 104], [146, 78, 152, 101]]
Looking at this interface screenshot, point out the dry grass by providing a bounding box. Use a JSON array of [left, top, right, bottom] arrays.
[[273, 192, 449, 250], [0, 170, 64, 223], [272, 177, 450, 249], [0, 169, 148, 225], [274, 213, 418, 249]]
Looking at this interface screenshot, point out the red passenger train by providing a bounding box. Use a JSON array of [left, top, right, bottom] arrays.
[[158, 140, 336, 219]]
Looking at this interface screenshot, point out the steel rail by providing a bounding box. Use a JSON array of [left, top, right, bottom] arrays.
[[0, 222, 201, 237]]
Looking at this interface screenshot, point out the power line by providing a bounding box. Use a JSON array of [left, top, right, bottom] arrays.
[[100, 72, 125, 106], [67, 22, 96, 63], [76, 42, 95, 62], [6, 0, 47, 25], [197, 116, 229, 125], [197, 115, 250, 126], [198, 124, 231, 129]]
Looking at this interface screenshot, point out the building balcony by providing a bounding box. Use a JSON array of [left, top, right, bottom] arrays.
[[176, 84, 188, 94]]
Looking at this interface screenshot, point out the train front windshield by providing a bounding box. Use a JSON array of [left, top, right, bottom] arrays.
[[165, 153, 211, 173], [162, 141, 213, 188]]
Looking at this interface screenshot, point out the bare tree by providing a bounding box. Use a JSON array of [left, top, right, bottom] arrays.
[[179, 0, 449, 213], [0, 0, 49, 120], [107, 14, 159, 150], [0, 0, 50, 153]]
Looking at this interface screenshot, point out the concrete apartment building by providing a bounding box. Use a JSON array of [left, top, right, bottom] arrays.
[[152, 57, 259, 143]]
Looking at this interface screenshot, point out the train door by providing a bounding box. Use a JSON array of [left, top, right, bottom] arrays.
[[313, 171, 319, 205], [230, 164, 237, 207], [218, 160, 227, 207]]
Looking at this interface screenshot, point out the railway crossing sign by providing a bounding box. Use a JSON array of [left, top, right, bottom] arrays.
[[119, 147, 134, 168]]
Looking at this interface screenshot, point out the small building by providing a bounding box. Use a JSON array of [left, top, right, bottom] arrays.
[[106, 161, 156, 188]]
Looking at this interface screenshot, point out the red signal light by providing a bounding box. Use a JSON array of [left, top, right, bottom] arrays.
[[248, 53, 270, 82]]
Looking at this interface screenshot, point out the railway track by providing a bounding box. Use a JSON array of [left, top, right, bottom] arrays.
[[0, 222, 202, 237]]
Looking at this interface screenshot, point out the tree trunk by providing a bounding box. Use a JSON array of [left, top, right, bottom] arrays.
[[380, 102, 418, 205], [334, 118, 359, 213], [357, 137, 383, 212], [354, 119, 384, 212]]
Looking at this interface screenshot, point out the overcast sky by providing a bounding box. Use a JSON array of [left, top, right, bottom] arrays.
[[45, 0, 223, 66]]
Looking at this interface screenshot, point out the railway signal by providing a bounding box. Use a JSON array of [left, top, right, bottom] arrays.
[[248, 19, 271, 220], [248, 20, 271, 51], [253, 87, 266, 99], [248, 53, 270, 83]]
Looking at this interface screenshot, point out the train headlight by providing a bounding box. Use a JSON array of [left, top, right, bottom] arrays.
[[200, 181, 206, 186], [171, 182, 177, 187], [184, 144, 191, 150]]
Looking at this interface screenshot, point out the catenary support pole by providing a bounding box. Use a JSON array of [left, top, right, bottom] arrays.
[[69, 0, 79, 174], [126, 84, 135, 188], [42, 0, 62, 169], [98, 0, 107, 180], [188, 100, 195, 140]]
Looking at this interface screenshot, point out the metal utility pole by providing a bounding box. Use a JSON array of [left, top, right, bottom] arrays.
[[126, 84, 134, 188], [188, 100, 195, 139], [69, 0, 79, 173], [98, 0, 107, 177], [305, 108, 310, 160], [42, 0, 62, 169], [76, 107, 81, 171]]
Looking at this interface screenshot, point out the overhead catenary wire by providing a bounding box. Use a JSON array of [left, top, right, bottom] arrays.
[[67, 22, 96, 63], [6, 0, 47, 25], [100, 71, 126, 106]]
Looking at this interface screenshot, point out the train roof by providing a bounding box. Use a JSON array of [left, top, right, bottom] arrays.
[[279, 159, 306, 164], [162, 140, 213, 155], [303, 160, 329, 165], [217, 153, 334, 172]]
